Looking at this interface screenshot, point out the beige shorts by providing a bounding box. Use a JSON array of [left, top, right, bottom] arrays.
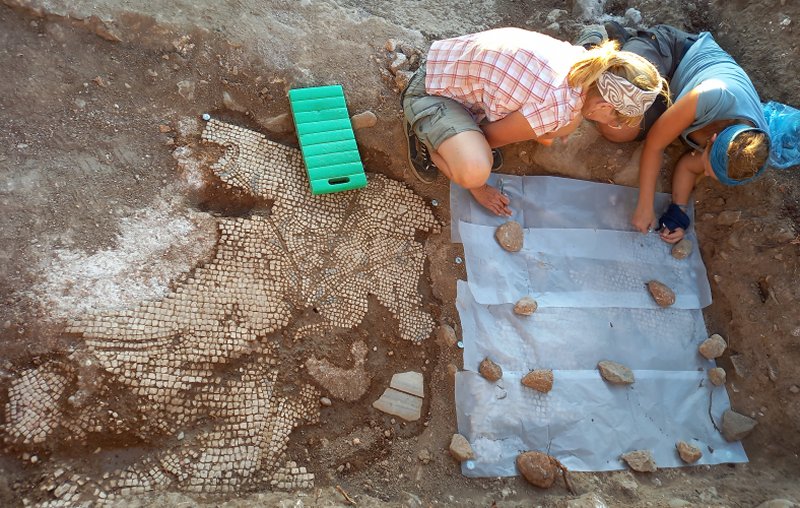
[[401, 64, 483, 150]]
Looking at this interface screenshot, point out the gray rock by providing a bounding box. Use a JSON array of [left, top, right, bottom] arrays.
[[372, 387, 422, 421], [389, 52, 409, 74], [572, 0, 607, 20], [610, 471, 638, 495], [699, 334, 727, 359], [668, 499, 692, 508], [320, 397, 332, 407], [513, 296, 538, 316], [545, 22, 561, 34], [390, 371, 424, 398], [259, 112, 294, 134], [676, 441, 702, 464], [721, 410, 757, 441], [718, 210, 742, 226], [417, 448, 431, 464], [730, 353, 750, 377], [176, 79, 195, 101], [546, 8, 568, 24], [449, 434, 475, 462], [436, 324, 458, 348], [495, 221, 524, 252], [350, 110, 377, 130], [755, 500, 796, 508], [671, 238, 693, 260], [597, 360, 634, 385], [567, 492, 607, 508], [222, 91, 246, 112], [708, 367, 727, 386], [624, 8, 643, 26], [621, 449, 657, 472]]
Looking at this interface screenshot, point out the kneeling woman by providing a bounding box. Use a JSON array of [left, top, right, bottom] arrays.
[[631, 30, 770, 241], [402, 27, 669, 216]]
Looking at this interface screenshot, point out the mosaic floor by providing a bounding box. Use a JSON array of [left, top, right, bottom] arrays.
[[3, 119, 438, 506]]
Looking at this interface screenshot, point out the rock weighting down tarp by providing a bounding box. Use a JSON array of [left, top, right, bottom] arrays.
[[450, 175, 746, 476]]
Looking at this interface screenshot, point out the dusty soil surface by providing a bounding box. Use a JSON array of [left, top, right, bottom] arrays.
[[1, 0, 799, 506]]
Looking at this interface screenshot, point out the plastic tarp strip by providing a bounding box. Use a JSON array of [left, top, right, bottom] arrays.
[[456, 280, 710, 372], [450, 174, 680, 243], [459, 223, 712, 309], [455, 370, 746, 475]]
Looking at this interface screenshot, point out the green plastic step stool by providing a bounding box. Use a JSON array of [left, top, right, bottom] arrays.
[[288, 85, 367, 195]]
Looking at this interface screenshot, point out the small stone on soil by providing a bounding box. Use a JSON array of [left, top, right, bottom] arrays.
[[755, 500, 797, 508], [479, 358, 503, 382], [417, 448, 431, 464], [699, 334, 727, 359], [513, 296, 538, 316], [436, 324, 458, 348], [721, 409, 758, 441], [671, 238, 693, 259], [597, 360, 634, 385], [350, 110, 378, 130], [320, 397, 332, 406], [449, 434, 475, 462], [259, 112, 294, 134], [708, 367, 726, 386], [717, 210, 741, 226], [495, 221, 524, 252], [521, 369, 553, 393], [646, 280, 676, 307], [567, 492, 608, 508], [676, 441, 702, 463], [620, 449, 657, 472]]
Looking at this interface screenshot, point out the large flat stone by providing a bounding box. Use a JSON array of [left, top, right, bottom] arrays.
[[372, 387, 422, 421], [390, 371, 424, 398]]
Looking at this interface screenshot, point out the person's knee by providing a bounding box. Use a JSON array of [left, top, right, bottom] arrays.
[[450, 158, 491, 189]]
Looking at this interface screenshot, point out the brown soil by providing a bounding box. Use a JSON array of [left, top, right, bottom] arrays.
[[1, 0, 799, 507]]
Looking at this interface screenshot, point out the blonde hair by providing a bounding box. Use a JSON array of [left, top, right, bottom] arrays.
[[728, 130, 770, 180], [568, 40, 671, 127]]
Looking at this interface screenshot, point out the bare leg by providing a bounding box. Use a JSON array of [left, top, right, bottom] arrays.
[[671, 151, 705, 205], [431, 130, 511, 216]]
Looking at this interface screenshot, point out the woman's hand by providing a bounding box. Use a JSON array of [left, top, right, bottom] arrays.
[[659, 227, 685, 244], [470, 184, 512, 216], [631, 203, 656, 233]]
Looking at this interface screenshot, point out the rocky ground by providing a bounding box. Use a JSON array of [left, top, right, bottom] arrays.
[[0, 0, 799, 506]]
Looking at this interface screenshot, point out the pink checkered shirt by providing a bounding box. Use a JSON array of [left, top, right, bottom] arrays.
[[425, 28, 586, 137]]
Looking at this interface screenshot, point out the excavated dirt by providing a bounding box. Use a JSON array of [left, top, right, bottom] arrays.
[[1, 0, 799, 506]]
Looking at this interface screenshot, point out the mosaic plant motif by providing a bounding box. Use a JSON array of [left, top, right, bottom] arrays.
[[3, 119, 438, 506]]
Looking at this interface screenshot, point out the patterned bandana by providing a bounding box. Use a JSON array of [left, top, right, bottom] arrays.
[[596, 72, 662, 117]]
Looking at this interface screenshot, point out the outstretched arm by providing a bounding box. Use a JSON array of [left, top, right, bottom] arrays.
[[632, 90, 700, 233], [482, 111, 583, 148]]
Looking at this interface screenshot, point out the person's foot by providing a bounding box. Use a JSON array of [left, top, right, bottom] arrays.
[[574, 24, 608, 49], [491, 148, 503, 171], [405, 121, 439, 183], [470, 184, 511, 216]]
